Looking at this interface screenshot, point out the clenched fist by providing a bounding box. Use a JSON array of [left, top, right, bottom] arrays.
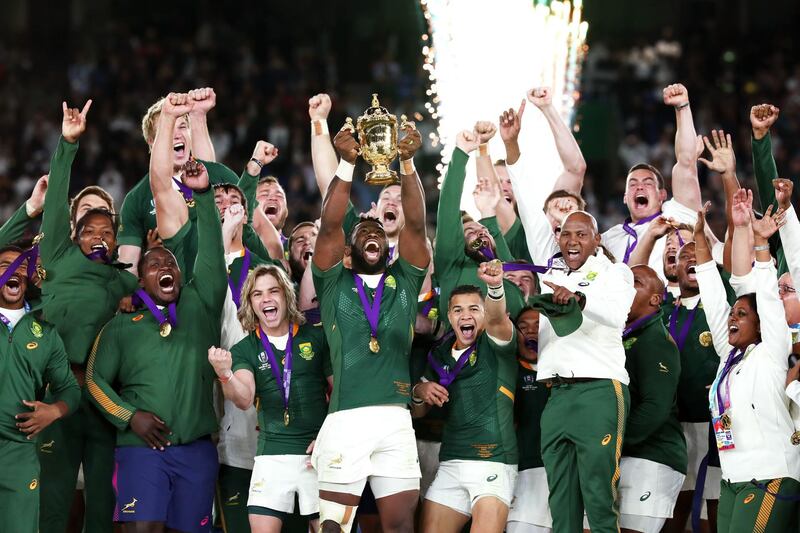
[[163, 92, 194, 118], [527, 87, 552, 108], [662, 83, 689, 107], [397, 122, 421, 161], [208, 346, 233, 378], [252, 140, 279, 166], [308, 94, 332, 121], [477, 259, 504, 288], [333, 125, 360, 164], [473, 121, 497, 144], [181, 160, 209, 191], [188, 87, 216, 115], [750, 103, 779, 140], [455, 130, 480, 154]]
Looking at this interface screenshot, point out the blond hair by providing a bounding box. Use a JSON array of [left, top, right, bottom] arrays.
[[237, 264, 305, 332], [141, 96, 190, 149]]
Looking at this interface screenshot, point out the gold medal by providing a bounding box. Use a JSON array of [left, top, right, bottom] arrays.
[[792, 431, 800, 446], [720, 412, 731, 430], [284, 409, 290, 427], [186, 198, 196, 208], [36, 264, 46, 280], [699, 331, 712, 347], [369, 336, 380, 353], [159, 322, 172, 337]]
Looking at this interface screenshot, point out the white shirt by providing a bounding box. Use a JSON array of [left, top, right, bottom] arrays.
[[507, 153, 560, 266], [0, 306, 26, 329], [601, 199, 696, 283], [696, 259, 799, 483], [538, 252, 635, 384], [217, 284, 258, 470]]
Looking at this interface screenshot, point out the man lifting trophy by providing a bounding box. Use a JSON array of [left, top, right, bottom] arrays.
[[342, 93, 411, 185]]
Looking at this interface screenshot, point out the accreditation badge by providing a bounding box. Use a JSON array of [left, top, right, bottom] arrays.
[[712, 415, 735, 450]]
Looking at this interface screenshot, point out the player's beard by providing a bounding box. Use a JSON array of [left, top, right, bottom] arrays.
[[288, 255, 306, 285], [350, 246, 388, 275]]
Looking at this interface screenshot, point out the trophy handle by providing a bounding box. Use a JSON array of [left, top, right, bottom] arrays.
[[342, 117, 361, 156]]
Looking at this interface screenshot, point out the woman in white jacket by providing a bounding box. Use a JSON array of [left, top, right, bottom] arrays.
[[693, 190, 799, 533]]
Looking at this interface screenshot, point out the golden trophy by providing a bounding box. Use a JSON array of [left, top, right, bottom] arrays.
[[345, 94, 407, 185]]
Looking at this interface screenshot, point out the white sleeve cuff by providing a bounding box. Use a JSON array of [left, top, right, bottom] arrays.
[[787, 380, 800, 405], [336, 159, 355, 182]]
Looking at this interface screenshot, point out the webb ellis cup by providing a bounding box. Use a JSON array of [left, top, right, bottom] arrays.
[[344, 93, 408, 185]]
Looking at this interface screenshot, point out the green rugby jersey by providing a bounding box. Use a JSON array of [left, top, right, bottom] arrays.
[[503, 218, 533, 263], [435, 148, 525, 328], [515, 360, 549, 471], [659, 299, 720, 423], [118, 163, 268, 276], [39, 138, 139, 365], [410, 291, 445, 442], [623, 310, 687, 474], [231, 324, 331, 455], [86, 187, 227, 447], [312, 258, 425, 412], [0, 312, 79, 443], [425, 330, 518, 464]]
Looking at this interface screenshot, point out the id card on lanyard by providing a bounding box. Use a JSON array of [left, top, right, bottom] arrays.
[[709, 347, 746, 450]]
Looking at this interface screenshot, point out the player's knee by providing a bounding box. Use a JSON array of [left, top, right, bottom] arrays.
[[318, 499, 357, 533]]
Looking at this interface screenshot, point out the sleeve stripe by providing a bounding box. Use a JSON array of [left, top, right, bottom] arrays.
[[86, 324, 133, 423]]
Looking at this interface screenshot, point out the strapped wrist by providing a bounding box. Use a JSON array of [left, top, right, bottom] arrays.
[[487, 284, 505, 300], [311, 119, 329, 136], [218, 369, 233, 383], [336, 159, 355, 182], [478, 143, 490, 157], [400, 157, 416, 175]]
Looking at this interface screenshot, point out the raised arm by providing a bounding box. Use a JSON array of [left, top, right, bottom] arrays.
[[693, 204, 732, 356], [478, 260, 514, 341], [628, 216, 675, 266], [663, 83, 701, 210], [527, 87, 586, 195], [698, 130, 740, 270], [309, 94, 338, 198], [750, 104, 780, 211], [434, 131, 478, 273], [474, 176, 515, 262], [776, 179, 800, 284], [475, 120, 516, 233], [730, 189, 755, 278], [208, 346, 256, 410], [313, 125, 359, 271], [150, 93, 193, 240], [40, 101, 91, 264], [182, 160, 226, 312], [187, 87, 217, 162], [0, 175, 46, 247], [396, 122, 430, 269]]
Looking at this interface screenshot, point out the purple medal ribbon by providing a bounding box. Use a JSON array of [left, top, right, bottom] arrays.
[[713, 347, 744, 415], [421, 287, 440, 318], [258, 325, 294, 415], [387, 244, 396, 265], [85, 248, 112, 264], [502, 262, 554, 274], [623, 311, 659, 338], [0, 301, 30, 334], [479, 246, 495, 260], [621, 211, 662, 263], [668, 302, 698, 352], [227, 249, 251, 309], [352, 272, 387, 346], [172, 177, 194, 204], [427, 338, 477, 387], [134, 288, 178, 331], [279, 233, 288, 247], [26, 245, 39, 279], [676, 229, 685, 247]]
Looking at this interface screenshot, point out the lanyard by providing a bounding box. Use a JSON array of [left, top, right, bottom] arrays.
[[258, 325, 294, 425], [623, 311, 659, 338], [428, 338, 477, 387], [710, 347, 745, 415], [621, 211, 662, 263], [668, 302, 698, 351], [172, 177, 194, 205], [134, 289, 178, 336], [353, 272, 387, 352]]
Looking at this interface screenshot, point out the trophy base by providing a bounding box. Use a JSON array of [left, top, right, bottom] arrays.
[[365, 168, 400, 186]]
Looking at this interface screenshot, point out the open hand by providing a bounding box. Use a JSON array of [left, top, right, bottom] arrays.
[[473, 176, 502, 217], [698, 130, 735, 175], [16, 401, 63, 439], [750, 204, 782, 241], [731, 189, 753, 228], [130, 411, 171, 450], [543, 280, 578, 305]]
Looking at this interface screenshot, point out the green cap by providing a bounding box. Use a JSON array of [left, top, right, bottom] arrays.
[[528, 293, 583, 337]]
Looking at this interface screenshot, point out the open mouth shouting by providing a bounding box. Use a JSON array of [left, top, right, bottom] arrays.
[[634, 193, 649, 208], [173, 142, 186, 158], [158, 272, 176, 295], [3, 274, 24, 301], [363, 239, 382, 262], [686, 264, 697, 282], [458, 321, 477, 343], [382, 207, 398, 224], [262, 304, 279, 322], [303, 250, 314, 262]]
